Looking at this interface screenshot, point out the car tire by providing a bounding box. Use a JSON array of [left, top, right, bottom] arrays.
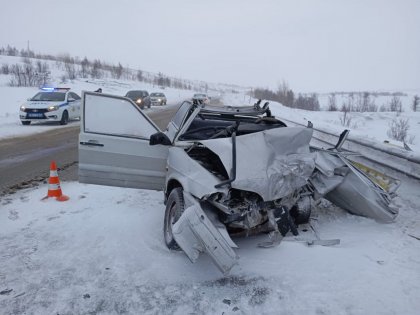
[[21, 121, 31, 125], [60, 110, 69, 125], [164, 187, 185, 250], [290, 196, 312, 225]]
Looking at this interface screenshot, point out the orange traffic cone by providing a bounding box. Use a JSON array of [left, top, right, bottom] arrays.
[[43, 161, 69, 202]]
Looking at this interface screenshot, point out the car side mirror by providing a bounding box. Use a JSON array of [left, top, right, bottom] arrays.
[[149, 132, 171, 146]]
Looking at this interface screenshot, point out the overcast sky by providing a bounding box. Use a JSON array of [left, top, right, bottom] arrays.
[[1, 0, 419, 92]]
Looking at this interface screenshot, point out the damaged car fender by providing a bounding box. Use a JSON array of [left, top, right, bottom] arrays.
[[172, 193, 239, 275]]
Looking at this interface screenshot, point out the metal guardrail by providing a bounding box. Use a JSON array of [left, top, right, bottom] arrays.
[[282, 118, 420, 181]]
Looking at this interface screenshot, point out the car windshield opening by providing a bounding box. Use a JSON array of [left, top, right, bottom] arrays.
[[126, 91, 144, 98], [31, 92, 66, 102]]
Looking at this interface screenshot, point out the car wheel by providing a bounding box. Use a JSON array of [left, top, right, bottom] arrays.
[[21, 121, 31, 125], [290, 196, 312, 225], [164, 187, 185, 250], [60, 110, 69, 125]]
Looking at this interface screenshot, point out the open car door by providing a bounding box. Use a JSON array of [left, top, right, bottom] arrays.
[[79, 92, 168, 190]]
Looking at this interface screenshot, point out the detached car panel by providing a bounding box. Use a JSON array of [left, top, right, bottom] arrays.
[[78, 93, 400, 274]]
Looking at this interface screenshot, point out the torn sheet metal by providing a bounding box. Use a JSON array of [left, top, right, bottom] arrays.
[[325, 170, 398, 223], [312, 150, 398, 223], [201, 127, 315, 201], [172, 203, 239, 274]]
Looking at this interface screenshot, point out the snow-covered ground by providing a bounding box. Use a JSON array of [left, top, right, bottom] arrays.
[[1, 54, 420, 314], [1, 175, 419, 314]]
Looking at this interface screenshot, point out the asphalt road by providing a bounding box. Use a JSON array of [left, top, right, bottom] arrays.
[[0, 104, 179, 197]]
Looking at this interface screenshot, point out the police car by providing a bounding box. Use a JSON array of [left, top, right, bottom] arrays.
[[19, 87, 81, 125]]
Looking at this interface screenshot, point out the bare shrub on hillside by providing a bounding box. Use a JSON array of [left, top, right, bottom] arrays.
[[137, 70, 144, 81], [253, 88, 277, 102], [352, 92, 377, 112], [379, 104, 389, 112], [408, 135, 416, 145], [277, 81, 294, 107], [294, 94, 320, 111], [90, 59, 103, 79], [387, 118, 409, 142], [35, 60, 48, 74], [110, 63, 124, 79], [327, 94, 338, 111], [1, 63, 9, 74], [412, 95, 419, 112], [61, 54, 77, 80], [339, 108, 352, 127], [6, 45, 18, 56], [389, 96, 402, 112], [9, 59, 45, 87], [367, 99, 378, 112], [79, 57, 90, 78]]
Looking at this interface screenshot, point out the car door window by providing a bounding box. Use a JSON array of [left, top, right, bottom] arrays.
[[172, 101, 191, 128], [84, 93, 158, 139], [70, 92, 81, 100]]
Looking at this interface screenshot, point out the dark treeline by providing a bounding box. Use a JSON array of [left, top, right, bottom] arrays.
[[253, 82, 320, 111]]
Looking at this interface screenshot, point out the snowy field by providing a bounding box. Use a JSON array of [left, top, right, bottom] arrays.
[[0, 176, 419, 314], [1, 55, 420, 314]]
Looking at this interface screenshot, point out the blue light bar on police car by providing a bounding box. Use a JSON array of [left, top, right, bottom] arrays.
[[39, 85, 70, 92]]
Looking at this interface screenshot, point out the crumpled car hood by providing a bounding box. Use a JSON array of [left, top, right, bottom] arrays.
[[200, 127, 315, 201]]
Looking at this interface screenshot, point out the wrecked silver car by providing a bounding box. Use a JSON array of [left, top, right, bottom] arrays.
[[79, 92, 399, 274]]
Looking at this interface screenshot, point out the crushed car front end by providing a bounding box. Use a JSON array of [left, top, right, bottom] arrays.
[[157, 102, 399, 274]]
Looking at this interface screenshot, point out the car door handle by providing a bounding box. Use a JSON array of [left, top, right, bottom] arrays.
[[80, 141, 104, 147]]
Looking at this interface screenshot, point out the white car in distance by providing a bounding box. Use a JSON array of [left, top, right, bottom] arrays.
[[192, 93, 210, 105], [19, 87, 81, 125]]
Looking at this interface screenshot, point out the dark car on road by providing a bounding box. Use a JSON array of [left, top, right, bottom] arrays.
[[125, 90, 151, 109]]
